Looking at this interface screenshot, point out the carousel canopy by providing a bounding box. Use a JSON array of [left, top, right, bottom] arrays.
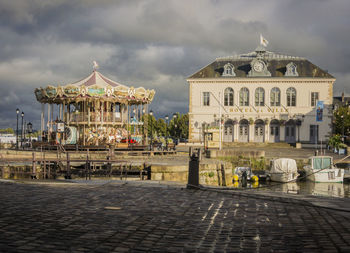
[[34, 69, 155, 105]]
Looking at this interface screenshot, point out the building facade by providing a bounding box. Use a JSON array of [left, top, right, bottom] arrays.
[[187, 46, 335, 145]]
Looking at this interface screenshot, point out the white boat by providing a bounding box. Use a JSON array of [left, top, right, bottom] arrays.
[[269, 158, 299, 182], [303, 156, 344, 183]]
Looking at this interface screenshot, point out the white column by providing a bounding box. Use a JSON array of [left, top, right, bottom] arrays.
[[234, 123, 239, 142], [265, 123, 269, 143], [248, 124, 254, 142], [280, 125, 285, 142]]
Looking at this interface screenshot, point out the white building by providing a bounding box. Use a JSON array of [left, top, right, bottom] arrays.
[[187, 46, 335, 145]]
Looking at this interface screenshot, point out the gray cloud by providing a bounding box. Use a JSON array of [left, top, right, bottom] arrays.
[[0, 0, 350, 130]]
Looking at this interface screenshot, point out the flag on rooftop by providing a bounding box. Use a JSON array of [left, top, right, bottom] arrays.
[[260, 34, 269, 47]]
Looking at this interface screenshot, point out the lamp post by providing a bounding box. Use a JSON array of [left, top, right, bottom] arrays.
[[341, 115, 345, 143], [173, 113, 177, 144], [21, 111, 24, 149], [149, 110, 153, 150], [165, 115, 169, 150], [27, 122, 32, 148], [16, 108, 19, 149]]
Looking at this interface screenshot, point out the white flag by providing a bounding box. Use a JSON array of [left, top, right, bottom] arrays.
[[93, 61, 99, 70], [260, 34, 269, 47]]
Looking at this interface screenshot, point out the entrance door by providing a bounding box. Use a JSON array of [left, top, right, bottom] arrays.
[[285, 124, 296, 143], [223, 125, 234, 142], [254, 124, 264, 142], [310, 125, 319, 143], [269, 124, 280, 142], [239, 123, 249, 142]]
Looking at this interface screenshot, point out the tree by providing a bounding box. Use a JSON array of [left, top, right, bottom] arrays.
[[0, 128, 14, 134], [168, 113, 189, 139], [155, 118, 166, 137], [333, 105, 350, 137]]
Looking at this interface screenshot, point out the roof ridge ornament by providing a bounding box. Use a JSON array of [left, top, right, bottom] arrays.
[[93, 61, 99, 71]]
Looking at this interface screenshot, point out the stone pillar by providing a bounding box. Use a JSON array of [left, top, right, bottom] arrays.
[[280, 125, 285, 142], [248, 124, 254, 142], [234, 123, 239, 142], [265, 123, 269, 143]]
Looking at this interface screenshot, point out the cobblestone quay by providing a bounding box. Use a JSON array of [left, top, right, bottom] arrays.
[[0, 180, 350, 252]]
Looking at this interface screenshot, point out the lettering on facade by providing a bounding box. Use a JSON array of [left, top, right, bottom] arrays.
[[228, 108, 289, 113]]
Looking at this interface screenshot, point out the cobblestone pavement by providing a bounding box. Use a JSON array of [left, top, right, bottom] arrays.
[[1, 180, 350, 252]]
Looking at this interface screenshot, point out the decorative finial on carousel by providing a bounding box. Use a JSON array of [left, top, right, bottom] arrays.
[[93, 61, 99, 71]]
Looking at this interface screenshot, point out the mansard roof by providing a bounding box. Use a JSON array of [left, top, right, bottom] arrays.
[[188, 49, 334, 79]]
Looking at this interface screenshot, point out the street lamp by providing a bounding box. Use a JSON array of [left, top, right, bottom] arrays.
[[21, 111, 24, 149], [149, 110, 153, 150], [173, 113, 177, 144], [165, 115, 169, 150], [27, 122, 32, 148], [16, 108, 19, 149], [341, 115, 345, 143]]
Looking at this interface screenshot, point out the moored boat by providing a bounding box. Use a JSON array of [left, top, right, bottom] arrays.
[[303, 156, 344, 183], [269, 158, 299, 183]]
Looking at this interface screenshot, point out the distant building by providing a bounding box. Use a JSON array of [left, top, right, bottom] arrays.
[[0, 134, 16, 144], [333, 92, 350, 109], [187, 45, 335, 145]]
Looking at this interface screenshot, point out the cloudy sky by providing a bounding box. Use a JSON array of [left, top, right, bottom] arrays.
[[1, 0, 349, 130]]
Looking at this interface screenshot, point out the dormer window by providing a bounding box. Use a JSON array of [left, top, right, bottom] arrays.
[[285, 62, 299, 77], [222, 63, 235, 77]]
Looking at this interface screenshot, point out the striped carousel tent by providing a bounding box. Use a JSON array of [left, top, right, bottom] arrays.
[[34, 64, 155, 146]]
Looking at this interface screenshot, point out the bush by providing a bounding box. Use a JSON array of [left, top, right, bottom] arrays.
[[328, 134, 342, 149]]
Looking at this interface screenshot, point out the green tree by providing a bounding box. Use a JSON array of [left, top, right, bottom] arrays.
[[169, 113, 189, 139], [0, 128, 14, 134], [333, 105, 350, 136], [155, 118, 166, 137]]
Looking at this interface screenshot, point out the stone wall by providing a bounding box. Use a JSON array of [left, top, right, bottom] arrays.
[[208, 149, 265, 158], [151, 161, 233, 186]]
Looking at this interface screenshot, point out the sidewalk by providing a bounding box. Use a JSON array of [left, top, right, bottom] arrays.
[[0, 179, 349, 252]]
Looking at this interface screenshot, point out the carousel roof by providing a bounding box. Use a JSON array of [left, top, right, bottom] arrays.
[[71, 70, 128, 88], [34, 68, 155, 105]]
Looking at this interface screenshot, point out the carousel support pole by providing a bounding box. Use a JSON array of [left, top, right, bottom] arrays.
[[68, 103, 70, 125], [50, 104, 53, 138], [63, 101, 65, 122], [113, 102, 115, 123], [47, 103, 50, 143], [127, 103, 130, 149], [83, 101, 86, 146], [58, 104, 61, 121], [88, 101, 90, 126], [41, 103, 44, 141], [101, 101, 104, 125]]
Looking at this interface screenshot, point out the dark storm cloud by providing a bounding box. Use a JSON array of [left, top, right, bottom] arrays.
[[0, 0, 350, 129]]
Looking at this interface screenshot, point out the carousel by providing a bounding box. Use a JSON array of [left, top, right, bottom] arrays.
[[34, 64, 155, 148]]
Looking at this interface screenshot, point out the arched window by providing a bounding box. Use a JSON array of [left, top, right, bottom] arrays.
[[239, 87, 249, 106], [270, 87, 280, 106], [286, 87, 296, 106], [255, 87, 265, 106], [224, 88, 234, 106]]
